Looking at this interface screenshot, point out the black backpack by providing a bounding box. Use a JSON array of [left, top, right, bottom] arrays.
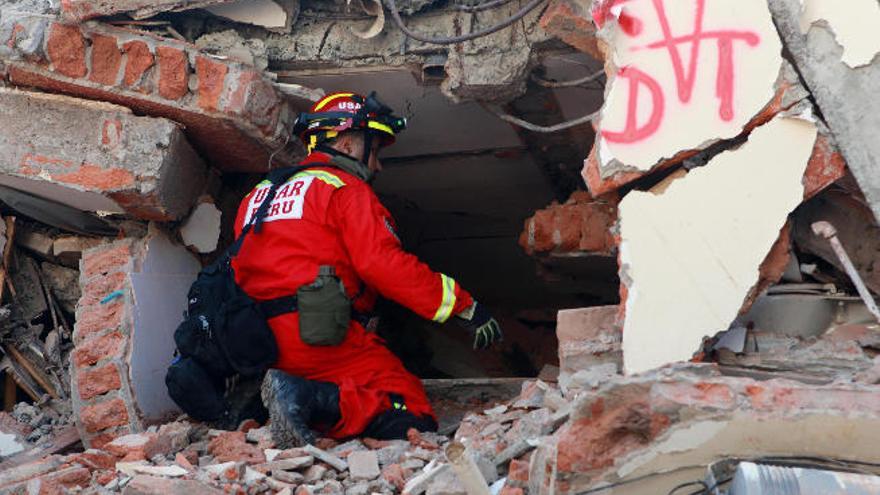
[[173, 165, 308, 377]]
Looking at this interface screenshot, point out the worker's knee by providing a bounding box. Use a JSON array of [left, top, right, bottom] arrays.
[[362, 394, 437, 440], [165, 355, 227, 422]]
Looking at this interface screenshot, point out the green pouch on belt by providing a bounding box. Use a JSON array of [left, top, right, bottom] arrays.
[[297, 266, 351, 346]]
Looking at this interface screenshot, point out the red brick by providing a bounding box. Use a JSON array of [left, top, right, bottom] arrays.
[[381, 464, 406, 491], [89, 428, 131, 449], [539, 0, 602, 59], [227, 70, 279, 126], [55, 163, 136, 191], [77, 363, 122, 400], [520, 194, 617, 256], [105, 432, 170, 461], [743, 222, 792, 314], [80, 271, 127, 306], [80, 398, 129, 433], [156, 46, 189, 101], [196, 56, 228, 111], [803, 133, 847, 199], [81, 242, 131, 278], [71, 449, 117, 471], [88, 34, 122, 85], [508, 459, 530, 486], [556, 399, 669, 473], [73, 331, 125, 367], [46, 23, 87, 78], [29, 466, 91, 494], [122, 40, 154, 88], [207, 431, 265, 464], [75, 299, 125, 343]]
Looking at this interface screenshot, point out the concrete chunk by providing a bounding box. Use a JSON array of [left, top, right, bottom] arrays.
[[348, 450, 380, 481], [0, 88, 206, 221], [618, 117, 817, 374]]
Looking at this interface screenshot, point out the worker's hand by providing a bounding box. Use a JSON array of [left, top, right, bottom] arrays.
[[455, 302, 503, 349]]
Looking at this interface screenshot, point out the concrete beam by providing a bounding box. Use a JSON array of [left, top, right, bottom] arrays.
[[768, 0, 880, 223], [267, 0, 552, 103], [60, 0, 241, 22], [0, 8, 298, 171], [0, 88, 206, 221], [531, 364, 880, 495]]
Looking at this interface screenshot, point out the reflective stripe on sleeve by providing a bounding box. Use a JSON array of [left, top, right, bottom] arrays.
[[432, 274, 457, 323], [294, 170, 346, 188]]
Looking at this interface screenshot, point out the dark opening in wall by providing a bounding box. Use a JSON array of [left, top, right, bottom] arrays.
[[216, 54, 619, 378]]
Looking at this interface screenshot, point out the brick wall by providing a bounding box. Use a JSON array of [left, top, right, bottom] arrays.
[[71, 240, 142, 448], [1, 14, 298, 171]]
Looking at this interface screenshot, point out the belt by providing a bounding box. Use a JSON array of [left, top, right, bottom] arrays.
[[257, 295, 374, 328]]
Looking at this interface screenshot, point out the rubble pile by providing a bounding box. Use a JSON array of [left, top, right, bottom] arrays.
[[0, 216, 115, 446], [0, 379, 573, 495]]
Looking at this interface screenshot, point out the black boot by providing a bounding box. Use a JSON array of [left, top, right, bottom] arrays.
[[261, 370, 341, 448]]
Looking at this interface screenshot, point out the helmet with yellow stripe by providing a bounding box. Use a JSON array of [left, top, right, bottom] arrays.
[[293, 91, 407, 156]]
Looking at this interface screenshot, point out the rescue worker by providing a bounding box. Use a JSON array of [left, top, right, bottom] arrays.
[[230, 91, 503, 447]]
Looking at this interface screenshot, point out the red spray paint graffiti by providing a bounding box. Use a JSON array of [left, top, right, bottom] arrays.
[[596, 0, 761, 144]]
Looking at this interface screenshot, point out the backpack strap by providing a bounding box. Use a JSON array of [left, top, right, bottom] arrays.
[[228, 165, 309, 258]]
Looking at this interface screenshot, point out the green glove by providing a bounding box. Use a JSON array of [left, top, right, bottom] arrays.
[[455, 302, 503, 349]]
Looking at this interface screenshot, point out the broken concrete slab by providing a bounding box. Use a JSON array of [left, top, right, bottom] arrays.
[[530, 364, 880, 495], [769, 0, 880, 224], [618, 116, 817, 374], [0, 88, 206, 221], [588, 0, 784, 189], [0, 11, 298, 171]]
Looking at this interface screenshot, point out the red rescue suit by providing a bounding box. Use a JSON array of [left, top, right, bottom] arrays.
[[232, 151, 474, 438]]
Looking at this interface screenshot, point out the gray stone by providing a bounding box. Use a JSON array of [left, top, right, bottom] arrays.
[[376, 440, 409, 466], [41, 262, 80, 314], [267, 456, 314, 472], [272, 470, 304, 484], [347, 451, 380, 481], [303, 464, 327, 483], [315, 479, 344, 495], [122, 475, 224, 495], [344, 481, 370, 495], [329, 440, 366, 456], [425, 468, 466, 495]]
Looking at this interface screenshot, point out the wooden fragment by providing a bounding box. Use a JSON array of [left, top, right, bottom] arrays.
[[4, 372, 16, 411], [0, 217, 14, 303], [5, 346, 57, 399]]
